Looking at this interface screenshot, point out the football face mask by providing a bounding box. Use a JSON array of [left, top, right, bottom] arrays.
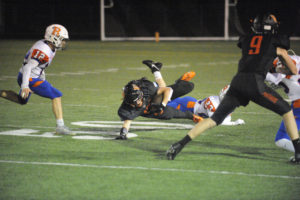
[[251, 14, 279, 35], [124, 83, 144, 108]]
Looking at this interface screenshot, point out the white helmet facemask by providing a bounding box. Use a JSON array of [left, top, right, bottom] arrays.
[[44, 24, 69, 50]]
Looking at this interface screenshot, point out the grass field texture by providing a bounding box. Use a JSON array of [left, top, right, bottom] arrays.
[[0, 40, 300, 200]]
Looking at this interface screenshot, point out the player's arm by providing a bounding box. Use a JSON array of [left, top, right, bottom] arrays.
[[276, 47, 297, 75], [122, 120, 131, 132], [20, 59, 39, 98], [116, 120, 132, 140], [149, 87, 173, 115], [156, 87, 173, 107]]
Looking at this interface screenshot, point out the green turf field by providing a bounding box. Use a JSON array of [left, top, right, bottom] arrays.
[[0, 40, 300, 200]]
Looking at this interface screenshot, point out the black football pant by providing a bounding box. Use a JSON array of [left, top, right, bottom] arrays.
[[143, 105, 194, 120], [168, 79, 194, 100], [212, 73, 291, 125]]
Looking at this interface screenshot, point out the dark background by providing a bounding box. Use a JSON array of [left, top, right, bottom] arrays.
[[0, 0, 299, 40]]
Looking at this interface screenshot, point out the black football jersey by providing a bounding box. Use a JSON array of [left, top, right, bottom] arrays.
[[237, 33, 290, 76], [118, 78, 158, 121]]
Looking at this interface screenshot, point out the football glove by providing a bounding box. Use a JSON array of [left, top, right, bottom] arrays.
[[150, 103, 165, 115]]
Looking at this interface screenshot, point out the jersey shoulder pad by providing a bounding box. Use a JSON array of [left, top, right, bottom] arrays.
[[30, 40, 53, 64], [118, 104, 137, 121], [30, 49, 49, 64], [275, 35, 290, 50]]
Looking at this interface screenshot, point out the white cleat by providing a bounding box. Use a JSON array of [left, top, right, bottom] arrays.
[[55, 126, 75, 135]]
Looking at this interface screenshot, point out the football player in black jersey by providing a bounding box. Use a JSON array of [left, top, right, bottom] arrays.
[[116, 60, 203, 140], [166, 13, 300, 164]]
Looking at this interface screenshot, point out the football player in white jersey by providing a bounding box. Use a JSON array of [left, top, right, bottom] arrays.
[[266, 53, 300, 152], [0, 24, 72, 135], [167, 85, 245, 126]]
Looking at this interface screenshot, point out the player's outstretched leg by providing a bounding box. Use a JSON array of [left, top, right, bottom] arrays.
[[0, 90, 27, 104], [115, 133, 127, 140], [193, 114, 203, 123], [290, 138, 300, 164], [142, 60, 162, 73]]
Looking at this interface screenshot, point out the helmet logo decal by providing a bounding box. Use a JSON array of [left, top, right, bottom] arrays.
[[52, 26, 61, 36], [269, 14, 278, 23]]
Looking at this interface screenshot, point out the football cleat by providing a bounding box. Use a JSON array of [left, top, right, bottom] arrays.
[[142, 60, 162, 73], [115, 133, 127, 140], [180, 71, 196, 82], [55, 125, 74, 135], [193, 114, 203, 123], [166, 143, 184, 160], [290, 154, 300, 164]]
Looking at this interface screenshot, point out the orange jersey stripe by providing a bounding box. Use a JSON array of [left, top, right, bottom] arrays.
[[293, 99, 300, 109], [187, 101, 196, 108]]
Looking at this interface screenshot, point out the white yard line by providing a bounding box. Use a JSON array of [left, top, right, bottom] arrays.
[[0, 61, 238, 80], [0, 101, 275, 115], [0, 160, 299, 180]]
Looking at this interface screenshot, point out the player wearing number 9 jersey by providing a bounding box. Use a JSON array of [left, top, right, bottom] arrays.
[[166, 13, 300, 164], [0, 24, 73, 135]]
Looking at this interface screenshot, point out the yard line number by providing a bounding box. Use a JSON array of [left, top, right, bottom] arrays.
[[0, 121, 194, 140]]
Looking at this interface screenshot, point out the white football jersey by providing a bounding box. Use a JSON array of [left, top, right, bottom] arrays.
[[20, 39, 56, 80], [194, 95, 220, 118], [193, 95, 244, 126], [266, 55, 300, 101]]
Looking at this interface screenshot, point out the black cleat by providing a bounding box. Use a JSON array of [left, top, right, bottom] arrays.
[[115, 133, 127, 140], [142, 60, 162, 73], [290, 153, 300, 164], [166, 143, 184, 160]]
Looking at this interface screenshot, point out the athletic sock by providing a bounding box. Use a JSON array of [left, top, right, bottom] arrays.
[[179, 135, 192, 146], [292, 138, 300, 153], [154, 71, 162, 80], [56, 119, 64, 127]]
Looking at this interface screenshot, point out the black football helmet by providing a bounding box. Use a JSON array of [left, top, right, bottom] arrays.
[[251, 13, 279, 34], [123, 80, 144, 106]]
